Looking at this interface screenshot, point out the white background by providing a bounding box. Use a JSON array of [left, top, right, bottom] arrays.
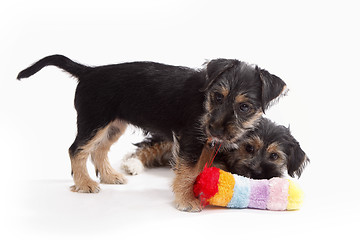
[[1, 0, 359, 239]]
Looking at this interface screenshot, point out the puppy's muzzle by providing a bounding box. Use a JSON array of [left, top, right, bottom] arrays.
[[208, 123, 225, 138]]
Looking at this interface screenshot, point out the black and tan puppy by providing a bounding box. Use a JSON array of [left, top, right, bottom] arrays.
[[17, 55, 286, 211], [219, 118, 309, 179], [123, 118, 309, 179]]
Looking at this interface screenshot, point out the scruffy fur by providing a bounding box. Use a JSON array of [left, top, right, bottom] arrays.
[[17, 55, 286, 211], [123, 118, 309, 179]]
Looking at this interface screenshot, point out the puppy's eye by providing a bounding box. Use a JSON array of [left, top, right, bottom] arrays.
[[239, 103, 250, 113], [214, 92, 224, 104], [270, 153, 279, 160], [245, 144, 254, 154]]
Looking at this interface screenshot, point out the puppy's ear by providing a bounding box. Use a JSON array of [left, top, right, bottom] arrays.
[[286, 132, 310, 178], [256, 67, 287, 112], [201, 59, 237, 92]]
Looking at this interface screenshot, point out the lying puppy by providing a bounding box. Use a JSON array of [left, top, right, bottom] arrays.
[[218, 118, 309, 179], [17, 55, 286, 211], [123, 118, 309, 179]]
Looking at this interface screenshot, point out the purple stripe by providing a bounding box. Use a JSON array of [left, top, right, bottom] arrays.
[[248, 179, 269, 209]]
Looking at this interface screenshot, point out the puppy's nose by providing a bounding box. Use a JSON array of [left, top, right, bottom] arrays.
[[249, 160, 261, 173], [209, 124, 225, 138]]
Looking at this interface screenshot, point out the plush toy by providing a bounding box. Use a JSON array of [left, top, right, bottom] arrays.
[[193, 166, 303, 211]]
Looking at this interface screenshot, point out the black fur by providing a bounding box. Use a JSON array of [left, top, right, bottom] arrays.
[[257, 67, 287, 111], [17, 55, 87, 79]]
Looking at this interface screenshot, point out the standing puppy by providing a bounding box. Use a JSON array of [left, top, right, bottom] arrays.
[[17, 55, 286, 211]]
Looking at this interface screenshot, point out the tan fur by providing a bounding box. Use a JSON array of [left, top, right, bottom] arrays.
[[135, 141, 173, 167], [242, 110, 262, 129], [235, 94, 248, 103], [220, 88, 229, 97], [267, 142, 280, 153], [91, 119, 128, 184], [251, 135, 264, 150], [70, 119, 128, 193], [70, 152, 100, 193], [172, 145, 213, 212], [203, 94, 211, 113]]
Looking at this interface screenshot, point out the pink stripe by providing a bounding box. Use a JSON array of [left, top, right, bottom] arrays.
[[267, 178, 289, 211]]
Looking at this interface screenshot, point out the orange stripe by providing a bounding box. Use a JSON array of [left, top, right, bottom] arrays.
[[208, 169, 235, 206]]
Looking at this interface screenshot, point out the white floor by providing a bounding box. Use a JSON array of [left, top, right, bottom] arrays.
[[1, 1, 360, 239], [2, 127, 359, 240], [4, 170, 360, 240]]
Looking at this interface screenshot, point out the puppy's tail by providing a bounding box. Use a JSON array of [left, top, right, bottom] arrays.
[[17, 55, 89, 80]]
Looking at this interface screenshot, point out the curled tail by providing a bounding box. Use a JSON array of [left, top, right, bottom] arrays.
[[17, 55, 90, 80]]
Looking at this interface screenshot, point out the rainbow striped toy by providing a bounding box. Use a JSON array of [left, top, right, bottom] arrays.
[[193, 167, 303, 211]]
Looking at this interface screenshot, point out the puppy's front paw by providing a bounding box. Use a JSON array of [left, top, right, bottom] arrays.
[[122, 156, 145, 175], [175, 198, 202, 212], [70, 180, 100, 193]]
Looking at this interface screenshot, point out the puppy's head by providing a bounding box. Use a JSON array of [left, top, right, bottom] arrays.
[[221, 118, 309, 179], [201, 59, 287, 146]]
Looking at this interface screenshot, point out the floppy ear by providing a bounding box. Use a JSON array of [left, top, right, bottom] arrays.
[[200, 59, 237, 92], [286, 135, 310, 178], [256, 67, 287, 112]]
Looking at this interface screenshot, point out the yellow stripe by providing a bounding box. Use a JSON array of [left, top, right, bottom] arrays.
[[286, 179, 304, 210], [209, 169, 235, 207]]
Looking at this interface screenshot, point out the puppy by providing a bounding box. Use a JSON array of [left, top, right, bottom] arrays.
[[123, 118, 309, 179], [17, 55, 286, 211], [218, 118, 309, 179]]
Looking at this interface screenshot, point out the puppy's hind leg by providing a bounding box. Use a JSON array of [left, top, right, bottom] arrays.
[[122, 141, 173, 175], [91, 119, 128, 184], [69, 136, 101, 193]]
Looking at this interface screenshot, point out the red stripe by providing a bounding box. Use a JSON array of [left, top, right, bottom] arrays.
[[193, 167, 220, 206]]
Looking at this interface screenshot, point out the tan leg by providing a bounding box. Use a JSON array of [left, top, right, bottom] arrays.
[[69, 119, 128, 193], [172, 145, 214, 212], [70, 150, 100, 193], [91, 119, 128, 184], [69, 130, 106, 193]]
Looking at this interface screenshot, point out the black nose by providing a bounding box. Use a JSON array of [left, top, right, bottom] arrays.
[[209, 124, 224, 138], [249, 160, 262, 175]]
